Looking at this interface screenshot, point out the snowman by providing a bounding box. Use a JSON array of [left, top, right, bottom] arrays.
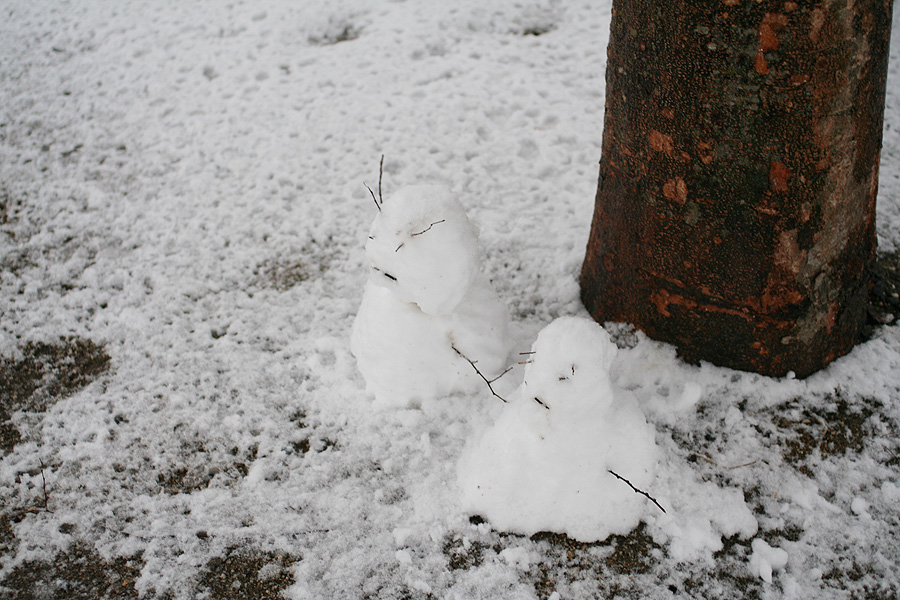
[[457, 316, 659, 542], [350, 184, 511, 409]]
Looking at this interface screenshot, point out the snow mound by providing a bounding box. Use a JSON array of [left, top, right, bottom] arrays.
[[351, 185, 510, 408], [749, 538, 789, 583], [457, 317, 659, 542]]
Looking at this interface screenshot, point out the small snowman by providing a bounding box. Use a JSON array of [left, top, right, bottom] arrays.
[[457, 316, 659, 542], [350, 184, 511, 409]]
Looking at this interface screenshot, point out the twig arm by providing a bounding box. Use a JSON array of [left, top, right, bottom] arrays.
[[452, 345, 508, 403], [607, 469, 666, 514]]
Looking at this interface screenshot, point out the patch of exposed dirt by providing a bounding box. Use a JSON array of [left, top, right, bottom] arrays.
[[527, 524, 660, 598], [0, 189, 9, 226], [153, 411, 338, 496], [198, 548, 299, 600], [253, 258, 312, 291], [442, 536, 489, 571], [768, 396, 878, 476], [0, 542, 142, 600], [0, 338, 110, 453], [0, 512, 15, 557], [603, 524, 661, 574], [155, 440, 257, 495], [0, 338, 110, 410], [820, 555, 900, 599], [252, 237, 342, 291]]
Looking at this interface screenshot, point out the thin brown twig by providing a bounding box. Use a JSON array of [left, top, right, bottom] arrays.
[[452, 345, 508, 403], [692, 452, 757, 470], [378, 154, 384, 204], [607, 469, 666, 514], [39, 459, 50, 511], [488, 367, 513, 384], [693, 453, 718, 466], [725, 460, 758, 469], [411, 220, 445, 236], [364, 182, 381, 212]]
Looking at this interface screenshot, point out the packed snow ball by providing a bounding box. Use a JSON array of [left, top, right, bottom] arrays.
[[351, 185, 510, 408], [457, 316, 659, 542]]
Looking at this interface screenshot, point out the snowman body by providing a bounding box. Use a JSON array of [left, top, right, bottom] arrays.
[[351, 185, 510, 409], [457, 317, 658, 541]]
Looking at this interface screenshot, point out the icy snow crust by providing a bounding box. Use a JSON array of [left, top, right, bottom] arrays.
[[1, 1, 899, 599]]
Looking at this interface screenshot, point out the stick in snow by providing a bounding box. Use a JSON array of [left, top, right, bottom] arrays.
[[364, 183, 381, 212], [364, 154, 386, 212], [452, 345, 510, 403], [39, 459, 51, 512], [378, 154, 384, 205], [607, 469, 666, 514]]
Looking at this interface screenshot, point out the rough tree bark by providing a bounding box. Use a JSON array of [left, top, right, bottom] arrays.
[[581, 0, 894, 377]]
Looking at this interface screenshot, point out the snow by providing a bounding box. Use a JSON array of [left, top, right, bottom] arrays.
[[351, 184, 510, 407], [749, 539, 790, 584], [457, 317, 660, 542], [0, 1, 899, 599]]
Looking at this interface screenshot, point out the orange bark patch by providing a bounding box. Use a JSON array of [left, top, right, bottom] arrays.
[[810, 9, 825, 41], [651, 289, 695, 318], [759, 23, 779, 51], [774, 229, 804, 274], [755, 13, 787, 75], [769, 161, 791, 192], [764, 13, 789, 29], [754, 49, 769, 75], [696, 141, 715, 164], [649, 130, 675, 155], [663, 177, 688, 203]]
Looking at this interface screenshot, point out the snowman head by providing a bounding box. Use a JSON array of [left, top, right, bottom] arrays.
[[365, 185, 482, 316], [524, 317, 618, 413]]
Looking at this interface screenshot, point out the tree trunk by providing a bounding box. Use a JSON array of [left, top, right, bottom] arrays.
[[581, 0, 894, 378]]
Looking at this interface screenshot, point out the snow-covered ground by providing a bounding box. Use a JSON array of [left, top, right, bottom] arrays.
[[1, 1, 899, 598]]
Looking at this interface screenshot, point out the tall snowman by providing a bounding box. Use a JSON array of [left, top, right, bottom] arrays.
[[351, 185, 511, 409]]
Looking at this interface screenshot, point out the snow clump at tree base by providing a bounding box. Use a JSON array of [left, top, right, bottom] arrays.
[[350, 184, 511, 409], [457, 316, 660, 542]]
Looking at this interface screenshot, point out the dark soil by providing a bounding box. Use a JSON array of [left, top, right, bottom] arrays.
[[0, 338, 110, 453], [773, 396, 876, 476], [197, 548, 299, 600], [0, 542, 142, 600]]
